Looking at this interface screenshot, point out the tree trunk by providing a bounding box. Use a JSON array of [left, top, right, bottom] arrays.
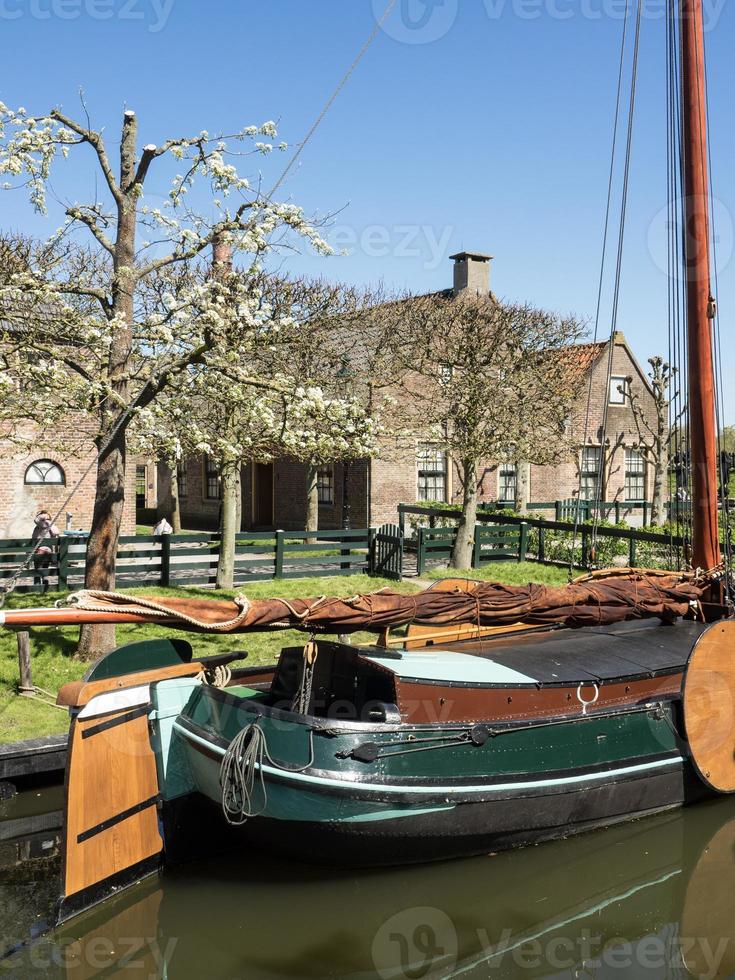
[[216, 464, 240, 590], [515, 461, 531, 514], [77, 110, 139, 659], [451, 459, 478, 570], [169, 463, 182, 534], [76, 426, 127, 658], [306, 463, 319, 544], [651, 447, 668, 527]]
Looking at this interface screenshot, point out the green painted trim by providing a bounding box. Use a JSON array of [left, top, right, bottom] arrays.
[[172, 723, 684, 798]]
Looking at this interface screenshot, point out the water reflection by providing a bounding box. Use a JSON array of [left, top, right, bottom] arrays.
[[3, 791, 735, 978]]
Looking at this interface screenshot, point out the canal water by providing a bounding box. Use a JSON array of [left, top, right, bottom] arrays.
[[2, 785, 735, 979]]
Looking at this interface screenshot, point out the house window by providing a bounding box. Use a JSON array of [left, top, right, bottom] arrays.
[[204, 455, 220, 500], [24, 460, 65, 485], [135, 465, 147, 506], [498, 463, 517, 505], [580, 447, 602, 501], [317, 465, 334, 506], [609, 376, 630, 405], [625, 449, 646, 501], [177, 462, 188, 499], [417, 445, 447, 503]]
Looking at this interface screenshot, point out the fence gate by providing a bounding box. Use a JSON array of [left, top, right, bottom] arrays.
[[371, 524, 403, 581]]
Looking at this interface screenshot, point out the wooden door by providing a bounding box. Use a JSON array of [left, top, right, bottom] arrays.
[[253, 462, 274, 528]]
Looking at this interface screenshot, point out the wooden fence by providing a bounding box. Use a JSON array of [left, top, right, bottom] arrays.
[[0, 528, 380, 594], [416, 525, 528, 575], [399, 504, 686, 572]]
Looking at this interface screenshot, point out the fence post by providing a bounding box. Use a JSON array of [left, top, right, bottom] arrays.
[[340, 530, 351, 571], [275, 530, 285, 579], [57, 536, 69, 592], [581, 527, 589, 569], [538, 525, 546, 564], [417, 528, 426, 577], [629, 532, 637, 568], [398, 506, 405, 536], [160, 534, 171, 588], [518, 522, 528, 563], [615, 500, 621, 524], [555, 500, 562, 521], [17, 632, 33, 696], [368, 526, 377, 575]]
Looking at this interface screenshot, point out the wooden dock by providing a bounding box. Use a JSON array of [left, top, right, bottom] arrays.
[[0, 734, 67, 784]]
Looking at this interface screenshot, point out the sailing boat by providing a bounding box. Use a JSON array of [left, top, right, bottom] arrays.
[[1, 0, 732, 925]]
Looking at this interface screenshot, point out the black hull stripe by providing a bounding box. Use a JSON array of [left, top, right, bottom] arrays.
[[81, 703, 151, 739], [76, 794, 160, 844], [56, 855, 160, 925]]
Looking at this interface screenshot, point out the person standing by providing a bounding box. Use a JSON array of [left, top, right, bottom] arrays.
[[31, 510, 60, 592]]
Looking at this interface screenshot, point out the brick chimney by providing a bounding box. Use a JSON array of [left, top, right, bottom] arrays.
[[212, 232, 233, 274], [450, 251, 493, 296]]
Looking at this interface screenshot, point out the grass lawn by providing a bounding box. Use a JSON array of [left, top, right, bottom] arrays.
[[0, 575, 419, 745], [425, 561, 572, 587]]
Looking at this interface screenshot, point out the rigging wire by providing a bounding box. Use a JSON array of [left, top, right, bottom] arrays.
[[268, 0, 398, 200], [570, 0, 633, 579], [591, 0, 645, 560]]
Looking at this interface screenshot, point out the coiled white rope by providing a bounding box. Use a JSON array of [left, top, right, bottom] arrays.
[[219, 719, 316, 826]]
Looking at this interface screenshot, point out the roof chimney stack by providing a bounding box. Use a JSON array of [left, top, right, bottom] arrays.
[[450, 251, 493, 296], [212, 232, 233, 274]]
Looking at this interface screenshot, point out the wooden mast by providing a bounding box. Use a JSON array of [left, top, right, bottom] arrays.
[[680, 0, 720, 571]]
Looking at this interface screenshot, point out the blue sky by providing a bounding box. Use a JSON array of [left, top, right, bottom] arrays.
[[1, 0, 733, 421]]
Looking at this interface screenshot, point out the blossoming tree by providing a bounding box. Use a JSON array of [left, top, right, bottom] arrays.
[[0, 102, 329, 654], [393, 293, 586, 569]]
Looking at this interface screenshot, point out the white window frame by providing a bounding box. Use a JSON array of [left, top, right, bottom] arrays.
[[625, 449, 646, 502], [417, 445, 447, 503], [609, 376, 630, 405], [580, 447, 603, 502], [24, 460, 65, 486], [498, 463, 517, 505]]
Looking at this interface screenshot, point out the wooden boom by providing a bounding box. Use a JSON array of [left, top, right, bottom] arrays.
[[0, 608, 172, 628]]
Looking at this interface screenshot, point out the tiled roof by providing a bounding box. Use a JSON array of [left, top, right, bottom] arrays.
[[556, 341, 608, 381]]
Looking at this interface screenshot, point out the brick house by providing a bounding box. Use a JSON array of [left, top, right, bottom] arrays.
[[147, 252, 660, 532], [0, 422, 137, 539]]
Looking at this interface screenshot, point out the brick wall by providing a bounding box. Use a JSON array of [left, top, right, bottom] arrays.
[[157, 337, 661, 532], [0, 434, 136, 539]]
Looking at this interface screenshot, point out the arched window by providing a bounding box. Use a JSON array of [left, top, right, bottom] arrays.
[[24, 460, 66, 486]]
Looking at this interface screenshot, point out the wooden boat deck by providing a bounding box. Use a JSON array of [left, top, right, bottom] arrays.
[[433, 618, 709, 684]]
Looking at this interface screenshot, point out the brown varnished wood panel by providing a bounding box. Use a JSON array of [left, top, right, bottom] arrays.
[[63, 885, 163, 979], [681, 816, 735, 978], [58, 661, 205, 707], [63, 708, 163, 900], [397, 673, 682, 725], [684, 620, 735, 793]]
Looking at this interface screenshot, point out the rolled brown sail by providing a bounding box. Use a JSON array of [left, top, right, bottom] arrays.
[[0, 570, 710, 635]]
